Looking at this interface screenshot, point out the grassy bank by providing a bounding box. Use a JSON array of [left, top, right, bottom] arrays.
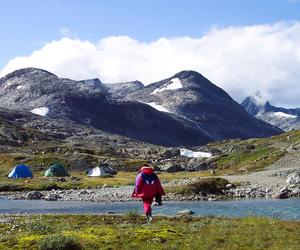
[[0, 171, 211, 192], [0, 214, 299, 249]]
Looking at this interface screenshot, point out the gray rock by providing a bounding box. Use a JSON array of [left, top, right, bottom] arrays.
[[286, 172, 300, 185], [25, 191, 43, 200], [44, 194, 59, 201], [160, 148, 180, 160], [159, 162, 183, 172], [177, 209, 194, 215]]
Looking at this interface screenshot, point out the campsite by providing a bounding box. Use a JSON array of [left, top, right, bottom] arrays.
[[1, 1, 300, 249]]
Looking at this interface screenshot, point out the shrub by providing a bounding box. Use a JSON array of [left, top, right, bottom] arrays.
[[39, 182, 60, 191], [27, 221, 55, 234], [38, 234, 83, 250], [180, 178, 229, 195], [0, 183, 23, 191]]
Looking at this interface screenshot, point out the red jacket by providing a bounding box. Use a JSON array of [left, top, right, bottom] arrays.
[[132, 167, 165, 199]]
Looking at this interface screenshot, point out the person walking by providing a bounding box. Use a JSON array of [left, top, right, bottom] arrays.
[[132, 163, 165, 222]]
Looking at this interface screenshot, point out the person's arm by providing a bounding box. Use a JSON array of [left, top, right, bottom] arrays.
[[135, 173, 144, 194], [154, 174, 165, 196]]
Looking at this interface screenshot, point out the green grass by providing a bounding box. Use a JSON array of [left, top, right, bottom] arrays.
[[1, 129, 300, 192], [215, 146, 285, 174], [176, 177, 230, 195], [0, 214, 299, 249]]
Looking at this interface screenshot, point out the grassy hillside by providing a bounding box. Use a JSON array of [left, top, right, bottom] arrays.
[[0, 114, 300, 191], [208, 129, 300, 174]]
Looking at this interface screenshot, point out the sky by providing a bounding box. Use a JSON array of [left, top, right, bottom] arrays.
[[1, 0, 300, 107]]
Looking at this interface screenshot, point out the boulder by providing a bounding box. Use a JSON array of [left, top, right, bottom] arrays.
[[160, 148, 180, 160], [177, 209, 194, 215], [25, 191, 43, 200], [186, 159, 208, 171], [286, 172, 300, 185], [44, 194, 59, 201], [274, 187, 290, 199], [158, 162, 183, 172]]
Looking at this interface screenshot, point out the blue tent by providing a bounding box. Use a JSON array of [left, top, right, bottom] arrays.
[[8, 164, 33, 179]]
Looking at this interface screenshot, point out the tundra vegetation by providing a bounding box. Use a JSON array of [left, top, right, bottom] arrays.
[[0, 214, 299, 250], [0, 130, 299, 192]]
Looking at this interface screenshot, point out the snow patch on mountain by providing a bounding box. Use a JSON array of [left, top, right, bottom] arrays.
[[273, 112, 297, 119], [31, 107, 49, 116], [180, 148, 212, 158], [151, 78, 182, 95], [17, 85, 25, 90], [145, 102, 171, 113]]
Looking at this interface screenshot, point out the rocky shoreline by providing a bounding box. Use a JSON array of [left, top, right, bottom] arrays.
[[1, 175, 300, 202]]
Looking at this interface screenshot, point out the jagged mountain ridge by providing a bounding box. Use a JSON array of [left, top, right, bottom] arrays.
[[0, 68, 210, 146], [241, 96, 300, 131], [123, 70, 281, 140], [105, 81, 144, 99], [0, 68, 282, 146]]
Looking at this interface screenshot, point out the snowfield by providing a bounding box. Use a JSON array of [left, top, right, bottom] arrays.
[[151, 78, 182, 95], [180, 149, 212, 158], [31, 107, 49, 116], [145, 102, 171, 113], [16, 85, 25, 90], [273, 112, 297, 119]]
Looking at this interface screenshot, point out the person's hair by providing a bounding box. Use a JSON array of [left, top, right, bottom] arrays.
[[142, 163, 151, 167]]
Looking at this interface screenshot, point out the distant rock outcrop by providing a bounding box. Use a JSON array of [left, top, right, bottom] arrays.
[[241, 95, 300, 131]]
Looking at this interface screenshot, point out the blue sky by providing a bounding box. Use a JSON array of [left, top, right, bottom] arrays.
[[1, 0, 300, 106], [1, 0, 299, 68]]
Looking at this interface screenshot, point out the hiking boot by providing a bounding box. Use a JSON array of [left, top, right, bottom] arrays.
[[147, 215, 153, 222]]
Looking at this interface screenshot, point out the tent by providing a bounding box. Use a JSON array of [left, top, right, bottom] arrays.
[[44, 163, 69, 177], [87, 167, 110, 177], [102, 166, 117, 175], [8, 164, 33, 179]]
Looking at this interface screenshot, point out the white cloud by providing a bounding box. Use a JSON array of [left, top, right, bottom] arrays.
[[1, 21, 300, 107]]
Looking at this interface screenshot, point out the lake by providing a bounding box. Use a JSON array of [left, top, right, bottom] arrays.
[[1, 198, 300, 220]]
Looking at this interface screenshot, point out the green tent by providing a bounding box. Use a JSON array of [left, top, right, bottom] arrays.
[[44, 163, 69, 177]]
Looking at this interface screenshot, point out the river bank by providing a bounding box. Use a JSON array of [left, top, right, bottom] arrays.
[[1, 179, 300, 202], [0, 214, 300, 250]]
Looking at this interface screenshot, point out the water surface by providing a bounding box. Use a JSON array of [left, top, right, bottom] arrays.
[[0, 198, 299, 221]]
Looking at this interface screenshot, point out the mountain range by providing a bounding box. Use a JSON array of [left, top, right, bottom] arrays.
[[0, 68, 281, 146], [241, 95, 300, 131]]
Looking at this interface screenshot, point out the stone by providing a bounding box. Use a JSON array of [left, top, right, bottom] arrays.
[[25, 191, 43, 200], [159, 162, 183, 172], [160, 148, 180, 160], [246, 144, 255, 150], [286, 172, 300, 185], [44, 194, 59, 201], [57, 177, 67, 182], [177, 209, 194, 215], [226, 183, 234, 189]]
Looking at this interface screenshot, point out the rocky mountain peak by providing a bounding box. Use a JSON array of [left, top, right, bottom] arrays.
[[174, 70, 206, 80], [2, 67, 57, 80], [104, 80, 144, 99], [241, 95, 300, 131], [241, 95, 270, 116], [81, 78, 102, 88]]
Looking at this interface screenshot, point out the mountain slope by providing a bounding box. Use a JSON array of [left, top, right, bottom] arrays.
[[125, 70, 282, 140], [0, 68, 210, 146], [241, 95, 300, 131], [105, 81, 144, 99]]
